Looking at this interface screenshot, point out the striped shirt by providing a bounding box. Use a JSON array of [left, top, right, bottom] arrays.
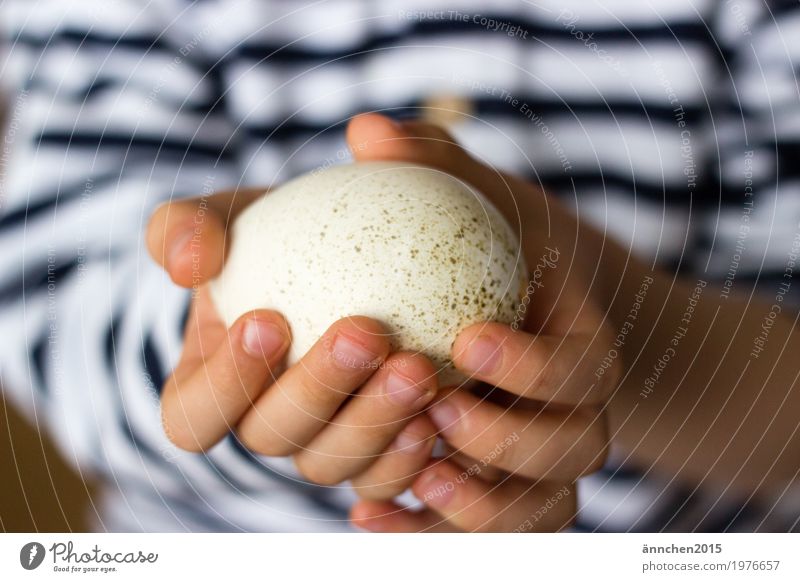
[[1, 0, 799, 532]]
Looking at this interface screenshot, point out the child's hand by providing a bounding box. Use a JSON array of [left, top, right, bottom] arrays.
[[340, 114, 618, 530], [146, 187, 439, 489]]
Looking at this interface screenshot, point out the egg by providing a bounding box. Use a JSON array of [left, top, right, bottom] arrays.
[[209, 161, 527, 383]]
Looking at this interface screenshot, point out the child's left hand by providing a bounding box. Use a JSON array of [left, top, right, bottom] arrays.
[[344, 114, 618, 531]]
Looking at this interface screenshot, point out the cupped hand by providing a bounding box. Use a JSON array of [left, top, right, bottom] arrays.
[[343, 114, 619, 531], [145, 156, 441, 490]]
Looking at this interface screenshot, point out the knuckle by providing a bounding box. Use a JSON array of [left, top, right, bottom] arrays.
[[210, 378, 251, 411], [294, 373, 338, 410], [160, 378, 204, 453], [520, 368, 548, 400], [483, 437, 516, 471], [351, 481, 404, 501], [293, 453, 343, 486], [237, 426, 298, 457]]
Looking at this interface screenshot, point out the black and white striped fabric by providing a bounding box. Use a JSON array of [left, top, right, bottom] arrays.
[[1, 0, 799, 532]]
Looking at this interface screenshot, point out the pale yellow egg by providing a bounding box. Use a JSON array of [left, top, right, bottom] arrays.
[[210, 161, 527, 383]]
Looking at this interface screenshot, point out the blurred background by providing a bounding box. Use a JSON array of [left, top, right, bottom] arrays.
[[0, 386, 96, 531], [0, 90, 95, 531]]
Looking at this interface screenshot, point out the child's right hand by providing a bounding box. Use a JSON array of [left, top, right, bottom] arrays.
[[145, 188, 439, 494]]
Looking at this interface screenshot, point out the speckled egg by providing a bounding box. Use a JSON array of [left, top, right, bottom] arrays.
[[209, 161, 527, 383]]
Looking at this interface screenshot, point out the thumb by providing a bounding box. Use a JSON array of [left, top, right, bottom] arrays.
[[345, 112, 471, 171]]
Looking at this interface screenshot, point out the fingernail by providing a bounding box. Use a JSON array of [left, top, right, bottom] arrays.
[[416, 472, 455, 508], [168, 229, 193, 270], [242, 319, 285, 359], [391, 430, 432, 455], [427, 400, 461, 437], [332, 333, 378, 370], [385, 371, 432, 407], [462, 335, 502, 376]]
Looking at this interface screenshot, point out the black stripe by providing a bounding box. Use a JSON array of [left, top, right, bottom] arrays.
[[105, 315, 186, 477], [473, 97, 707, 126], [119, 412, 171, 469], [178, 292, 191, 338], [535, 170, 703, 203], [775, 142, 800, 178], [231, 18, 714, 65], [31, 331, 50, 395], [80, 79, 115, 103], [567, 518, 596, 532], [15, 29, 170, 51], [695, 496, 750, 532], [596, 462, 648, 482], [0, 174, 115, 231], [722, 498, 763, 532], [227, 435, 349, 517], [0, 256, 80, 305], [35, 132, 235, 162], [718, 142, 800, 193], [639, 485, 698, 532], [104, 313, 122, 373], [159, 489, 241, 532], [243, 97, 708, 137], [243, 118, 346, 142], [235, 131, 707, 204], [199, 450, 248, 494], [11, 11, 719, 68], [13, 29, 206, 69], [23, 75, 220, 116], [71, 77, 116, 101], [142, 334, 166, 396], [760, 0, 800, 21]]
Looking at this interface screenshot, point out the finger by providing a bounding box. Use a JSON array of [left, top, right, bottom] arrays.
[[427, 389, 609, 481], [349, 500, 457, 533], [347, 112, 471, 168], [412, 460, 577, 532], [161, 309, 290, 452], [146, 188, 263, 287], [349, 415, 437, 500], [169, 286, 230, 381], [445, 447, 507, 484], [452, 322, 620, 406], [236, 316, 391, 457], [293, 353, 438, 485]]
